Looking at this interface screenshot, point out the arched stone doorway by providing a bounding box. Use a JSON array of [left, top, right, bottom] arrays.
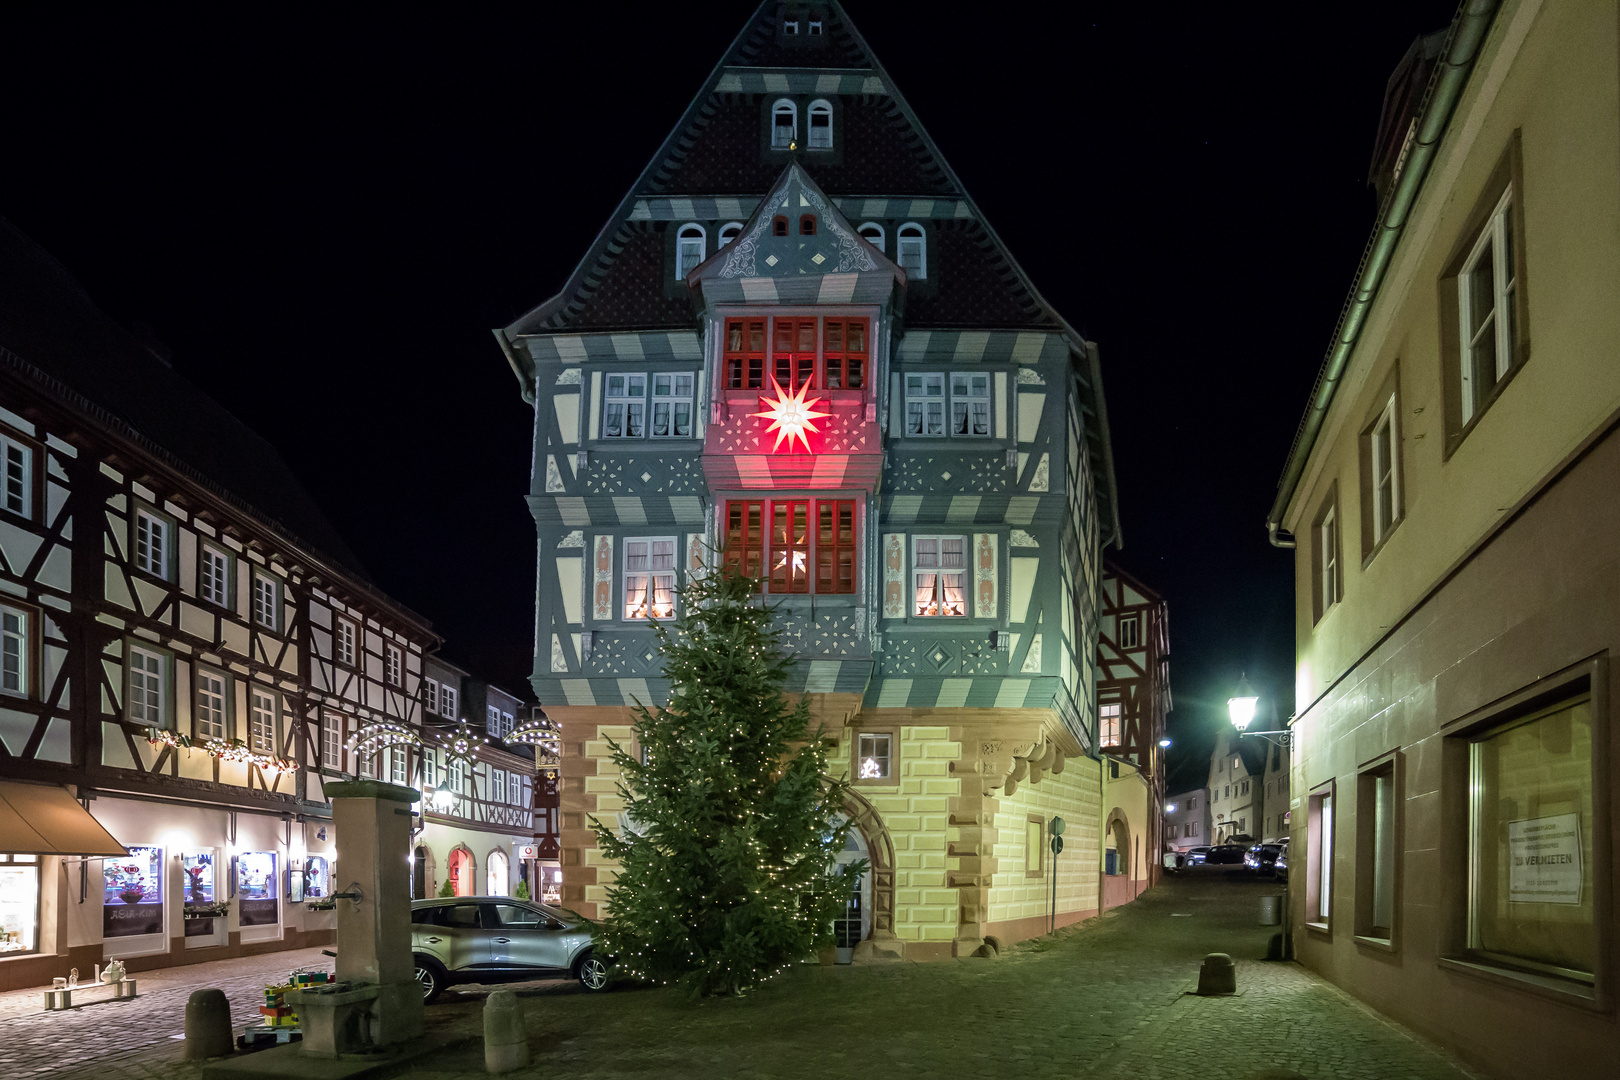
[[839, 789, 896, 942], [486, 849, 510, 896], [1104, 810, 1131, 877], [448, 845, 475, 897]]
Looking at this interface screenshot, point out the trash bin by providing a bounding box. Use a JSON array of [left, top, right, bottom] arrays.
[[1259, 894, 1283, 926]]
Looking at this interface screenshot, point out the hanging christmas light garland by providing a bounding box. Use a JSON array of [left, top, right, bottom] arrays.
[[346, 720, 422, 760], [146, 728, 299, 773], [504, 716, 561, 766]]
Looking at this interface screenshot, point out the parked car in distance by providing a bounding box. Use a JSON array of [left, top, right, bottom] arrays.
[[410, 897, 610, 1003], [1244, 843, 1286, 873], [1185, 846, 1212, 865], [1203, 844, 1247, 865], [1273, 840, 1289, 879], [1163, 848, 1186, 870]]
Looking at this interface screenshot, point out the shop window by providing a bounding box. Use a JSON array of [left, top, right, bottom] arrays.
[[725, 319, 767, 391], [1099, 702, 1122, 749], [623, 537, 677, 620], [0, 853, 39, 955], [823, 319, 867, 390], [912, 535, 967, 617], [237, 851, 279, 927], [1356, 757, 1398, 945], [1306, 783, 1335, 931], [857, 731, 892, 780], [104, 845, 164, 939], [1461, 693, 1595, 985], [773, 318, 816, 392], [304, 855, 330, 899], [676, 224, 705, 277]]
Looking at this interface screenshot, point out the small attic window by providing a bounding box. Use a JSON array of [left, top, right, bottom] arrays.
[[771, 99, 797, 149], [898, 222, 927, 279], [783, 19, 799, 34], [809, 19, 823, 35], [858, 223, 885, 253], [773, 216, 789, 237], [807, 100, 832, 150], [677, 224, 705, 278], [800, 215, 817, 236], [718, 222, 743, 248]]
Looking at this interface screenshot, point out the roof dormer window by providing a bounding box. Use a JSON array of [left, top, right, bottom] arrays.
[[783, 19, 799, 34], [809, 19, 823, 35], [771, 99, 797, 149], [807, 99, 832, 150], [858, 223, 885, 253], [676, 224, 706, 278]]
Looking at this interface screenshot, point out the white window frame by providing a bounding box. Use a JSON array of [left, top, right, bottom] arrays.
[[421, 745, 436, 788], [390, 746, 408, 785], [199, 544, 231, 607], [491, 768, 506, 804], [1118, 613, 1141, 650], [782, 18, 799, 34], [423, 677, 438, 715], [897, 222, 927, 279], [857, 732, 892, 779], [1458, 187, 1516, 424], [904, 373, 946, 437], [949, 372, 991, 437], [1099, 702, 1122, 748], [129, 645, 167, 728], [857, 222, 885, 253], [905, 372, 993, 438], [195, 669, 228, 741], [322, 713, 343, 771], [0, 433, 33, 519], [718, 221, 743, 248], [135, 508, 171, 580], [911, 535, 968, 618], [249, 688, 277, 753], [336, 618, 357, 668], [603, 372, 648, 439], [251, 573, 279, 631], [385, 644, 402, 687], [500, 712, 513, 738], [623, 536, 677, 621], [771, 98, 797, 148], [808, 18, 823, 34], [441, 683, 458, 721], [650, 373, 695, 439], [486, 704, 500, 733], [807, 99, 832, 149], [1371, 394, 1400, 544], [676, 224, 705, 278], [1, 604, 29, 698], [1319, 507, 1338, 616]]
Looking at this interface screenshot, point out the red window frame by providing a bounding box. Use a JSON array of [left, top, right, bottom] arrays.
[[724, 319, 766, 391], [823, 319, 867, 391], [816, 500, 856, 594], [772, 318, 817, 391], [722, 498, 858, 594]]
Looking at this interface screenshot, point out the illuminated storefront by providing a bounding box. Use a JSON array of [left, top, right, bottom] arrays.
[[0, 854, 39, 955]]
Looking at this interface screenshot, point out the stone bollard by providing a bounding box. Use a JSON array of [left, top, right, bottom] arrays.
[[1196, 952, 1237, 996], [1259, 894, 1283, 925], [483, 989, 531, 1074], [183, 988, 235, 1059]]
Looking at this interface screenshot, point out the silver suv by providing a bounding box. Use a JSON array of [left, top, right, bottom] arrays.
[[409, 897, 609, 1002]]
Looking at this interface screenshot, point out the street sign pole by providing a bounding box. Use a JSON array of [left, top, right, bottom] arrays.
[[1049, 816, 1066, 935]]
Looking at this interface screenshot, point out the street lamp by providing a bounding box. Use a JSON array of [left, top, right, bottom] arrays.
[[1166, 803, 1177, 814], [1227, 674, 1258, 731]]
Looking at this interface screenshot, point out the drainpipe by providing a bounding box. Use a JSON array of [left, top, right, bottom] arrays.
[[1266, 0, 1499, 546]]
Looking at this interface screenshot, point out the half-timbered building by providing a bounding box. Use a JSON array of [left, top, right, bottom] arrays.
[[501, 1, 1123, 958], [1095, 562, 1170, 905], [0, 217, 493, 988]]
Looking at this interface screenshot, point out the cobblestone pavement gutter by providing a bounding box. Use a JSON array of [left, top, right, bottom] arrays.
[[8, 874, 1484, 1080]]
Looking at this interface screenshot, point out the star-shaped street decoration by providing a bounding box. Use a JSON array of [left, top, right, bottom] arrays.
[[751, 377, 832, 453]]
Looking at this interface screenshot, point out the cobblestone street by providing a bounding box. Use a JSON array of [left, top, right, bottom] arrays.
[[5, 875, 1480, 1080]]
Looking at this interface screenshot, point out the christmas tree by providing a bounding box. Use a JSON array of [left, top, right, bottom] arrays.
[[591, 567, 863, 996]]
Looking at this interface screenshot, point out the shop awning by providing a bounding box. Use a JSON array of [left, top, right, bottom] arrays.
[[0, 782, 127, 856]]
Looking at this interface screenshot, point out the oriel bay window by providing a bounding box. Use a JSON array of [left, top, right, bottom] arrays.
[[723, 499, 857, 594], [623, 538, 676, 620], [774, 318, 816, 391], [724, 316, 871, 394], [913, 536, 967, 616], [725, 319, 766, 390], [823, 319, 866, 390]]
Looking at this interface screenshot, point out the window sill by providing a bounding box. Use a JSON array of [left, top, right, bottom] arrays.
[[1353, 933, 1396, 954], [1359, 519, 1404, 570], [1437, 956, 1601, 1011], [1305, 920, 1331, 938]]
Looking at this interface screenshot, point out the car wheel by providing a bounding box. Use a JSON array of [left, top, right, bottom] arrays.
[[576, 952, 611, 992], [414, 956, 447, 1004]]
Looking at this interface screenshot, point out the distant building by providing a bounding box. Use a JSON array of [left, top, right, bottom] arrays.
[[1206, 729, 1265, 845], [1266, 3, 1616, 1075], [1163, 789, 1210, 854]]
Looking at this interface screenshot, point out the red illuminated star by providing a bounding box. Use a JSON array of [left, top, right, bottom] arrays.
[[751, 377, 832, 453]]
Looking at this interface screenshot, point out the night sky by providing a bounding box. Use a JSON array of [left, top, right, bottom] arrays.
[[1, 2, 1460, 792]]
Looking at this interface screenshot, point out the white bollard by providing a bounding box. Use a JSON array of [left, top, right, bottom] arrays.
[[483, 989, 531, 1074]]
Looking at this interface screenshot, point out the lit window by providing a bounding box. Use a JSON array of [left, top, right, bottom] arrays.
[[771, 99, 797, 148], [650, 374, 694, 438], [718, 222, 743, 248], [252, 574, 279, 631], [897, 223, 926, 278], [723, 499, 857, 595], [676, 224, 705, 278], [724, 319, 766, 391], [823, 319, 867, 390], [773, 318, 816, 392], [337, 618, 357, 667], [724, 500, 765, 584], [1458, 187, 1516, 424], [857, 732, 891, 779], [950, 373, 990, 436], [1100, 702, 1122, 749], [815, 501, 856, 595], [249, 689, 277, 753], [200, 545, 230, 607], [129, 647, 166, 727], [1118, 613, 1140, 650], [196, 670, 228, 741], [857, 222, 885, 253], [385, 644, 402, 687], [1370, 394, 1401, 545], [770, 501, 810, 594], [623, 538, 677, 620], [603, 373, 647, 439], [0, 433, 33, 518], [1, 605, 28, 697], [807, 99, 832, 149], [135, 509, 170, 579], [912, 536, 967, 617]]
